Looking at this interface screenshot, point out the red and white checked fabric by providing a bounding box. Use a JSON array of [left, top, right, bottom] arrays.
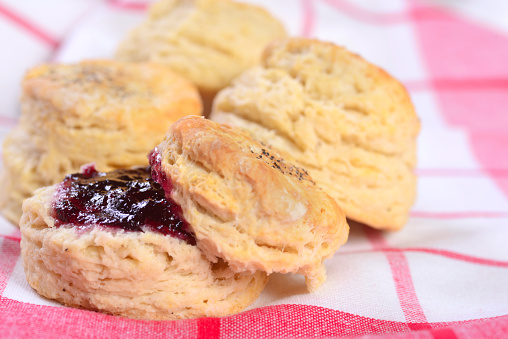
[[1, 0, 508, 338]]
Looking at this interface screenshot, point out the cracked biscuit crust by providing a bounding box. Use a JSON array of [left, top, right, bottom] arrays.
[[0, 60, 202, 225], [210, 38, 420, 230], [20, 185, 267, 320], [151, 116, 349, 291]]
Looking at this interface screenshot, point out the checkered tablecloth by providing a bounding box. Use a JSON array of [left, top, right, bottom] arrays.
[[1, 0, 508, 338]]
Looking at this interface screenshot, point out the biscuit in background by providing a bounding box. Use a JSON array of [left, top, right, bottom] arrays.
[[0, 60, 202, 225], [116, 0, 287, 116], [20, 168, 267, 320], [150, 116, 349, 292], [210, 38, 420, 231]]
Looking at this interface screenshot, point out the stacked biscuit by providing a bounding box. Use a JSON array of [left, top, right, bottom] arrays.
[[3, 0, 419, 321], [0, 60, 202, 225], [20, 116, 349, 319]]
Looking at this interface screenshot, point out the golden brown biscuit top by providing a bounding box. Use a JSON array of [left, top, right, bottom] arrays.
[[155, 116, 343, 227], [22, 60, 202, 126], [164, 116, 317, 190], [258, 38, 420, 158], [116, 0, 287, 91]]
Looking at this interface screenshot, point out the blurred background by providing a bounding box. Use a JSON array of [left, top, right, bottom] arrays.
[[1, 0, 508, 332]]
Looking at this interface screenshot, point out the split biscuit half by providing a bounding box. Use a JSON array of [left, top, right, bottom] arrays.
[[20, 174, 267, 320], [150, 116, 349, 291]]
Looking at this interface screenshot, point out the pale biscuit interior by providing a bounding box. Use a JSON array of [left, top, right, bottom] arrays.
[[20, 185, 268, 320]]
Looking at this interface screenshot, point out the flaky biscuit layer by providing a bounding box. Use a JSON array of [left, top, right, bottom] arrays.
[[152, 116, 349, 291], [20, 185, 267, 320]]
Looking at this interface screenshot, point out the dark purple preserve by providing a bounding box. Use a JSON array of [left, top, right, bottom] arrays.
[[52, 165, 195, 245]]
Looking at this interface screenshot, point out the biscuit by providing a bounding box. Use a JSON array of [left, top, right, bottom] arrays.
[[210, 38, 420, 231], [115, 0, 287, 115], [150, 116, 349, 291], [20, 167, 267, 320], [0, 60, 202, 225]]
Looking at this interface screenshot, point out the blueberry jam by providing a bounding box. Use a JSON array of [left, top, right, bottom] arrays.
[[52, 165, 195, 245]]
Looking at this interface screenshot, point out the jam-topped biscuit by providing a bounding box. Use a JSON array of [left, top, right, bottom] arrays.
[[0, 60, 202, 225], [20, 166, 267, 320], [53, 166, 194, 244], [150, 116, 349, 292], [211, 38, 420, 230], [116, 0, 287, 115]]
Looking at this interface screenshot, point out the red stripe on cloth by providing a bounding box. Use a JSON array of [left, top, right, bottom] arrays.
[[437, 90, 508, 134], [402, 248, 508, 268], [300, 0, 315, 37], [364, 227, 428, 326], [431, 328, 459, 339], [410, 211, 508, 219], [107, 0, 148, 11], [408, 2, 508, 80], [341, 247, 508, 268], [197, 317, 220, 339], [0, 296, 199, 338], [315, 0, 476, 27], [339, 247, 508, 267], [0, 235, 21, 243], [0, 238, 21, 295], [0, 4, 59, 48], [219, 304, 415, 337], [409, 1, 508, 203], [1, 297, 505, 338]]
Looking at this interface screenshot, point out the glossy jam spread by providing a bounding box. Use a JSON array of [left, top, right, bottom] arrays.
[[52, 165, 195, 245], [148, 147, 170, 192]]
